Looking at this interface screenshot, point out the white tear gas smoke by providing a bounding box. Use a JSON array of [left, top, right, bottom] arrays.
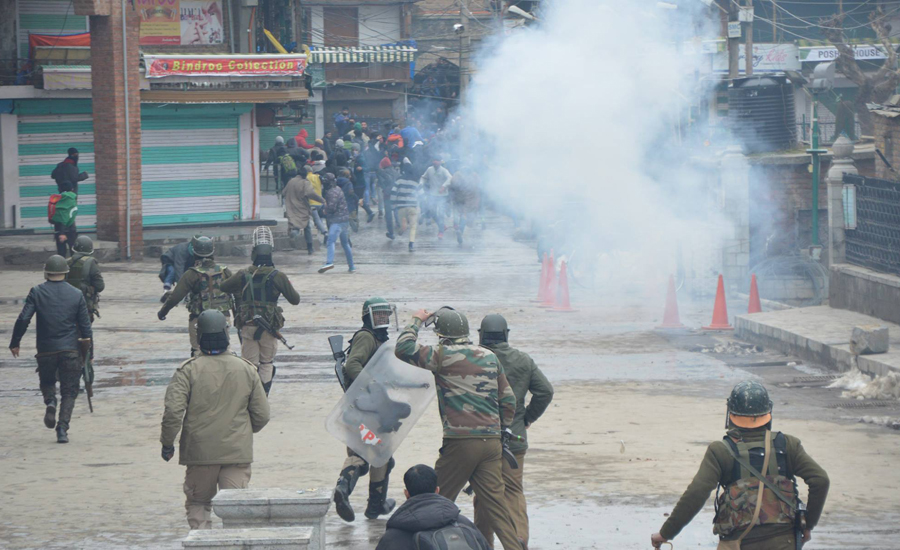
[[450, 0, 727, 295]]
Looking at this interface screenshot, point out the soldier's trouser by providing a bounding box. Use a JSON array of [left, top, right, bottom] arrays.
[[36, 351, 81, 430], [474, 451, 528, 547], [183, 463, 251, 529], [723, 532, 795, 550], [435, 438, 522, 550], [240, 325, 278, 383], [342, 448, 390, 485]]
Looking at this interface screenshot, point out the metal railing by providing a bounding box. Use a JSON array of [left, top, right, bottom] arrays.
[[844, 173, 900, 275]]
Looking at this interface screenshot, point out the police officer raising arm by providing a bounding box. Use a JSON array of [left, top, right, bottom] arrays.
[[395, 307, 525, 550], [651, 381, 829, 550]]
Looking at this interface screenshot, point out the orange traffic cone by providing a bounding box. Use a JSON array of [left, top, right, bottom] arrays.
[[657, 274, 685, 329], [703, 274, 733, 330], [552, 261, 576, 312], [534, 253, 549, 303], [540, 252, 557, 308], [748, 274, 762, 314]]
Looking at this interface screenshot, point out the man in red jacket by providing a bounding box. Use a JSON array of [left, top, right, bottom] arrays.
[[294, 128, 314, 150]]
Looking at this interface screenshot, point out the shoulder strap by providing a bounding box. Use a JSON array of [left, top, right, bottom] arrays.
[[736, 431, 772, 543], [723, 433, 797, 513]]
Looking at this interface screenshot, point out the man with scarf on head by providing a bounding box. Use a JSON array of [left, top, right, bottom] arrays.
[[52, 147, 89, 194], [160, 309, 270, 530], [651, 381, 830, 550], [332, 297, 399, 522], [220, 227, 300, 396]]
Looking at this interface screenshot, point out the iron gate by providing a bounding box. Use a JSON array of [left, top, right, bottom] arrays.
[[844, 173, 900, 274]]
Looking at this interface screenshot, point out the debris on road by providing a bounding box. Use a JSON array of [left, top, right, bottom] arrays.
[[691, 342, 763, 355], [859, 416, 900, 430], [829, 368, 900, 400]]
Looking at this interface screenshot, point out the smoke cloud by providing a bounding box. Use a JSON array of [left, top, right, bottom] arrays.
[[454, 0, 728, 295]]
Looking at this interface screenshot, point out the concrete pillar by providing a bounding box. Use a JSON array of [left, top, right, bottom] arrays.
[[183, 527, 312, 550], [826, 134, 856, 266], [720, 145, 751, 292], [83, 0, 143, 257], [0, 113, 19, 228]]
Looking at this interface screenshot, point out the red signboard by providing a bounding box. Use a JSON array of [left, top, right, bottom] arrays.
[[145, 55, 308, 78]]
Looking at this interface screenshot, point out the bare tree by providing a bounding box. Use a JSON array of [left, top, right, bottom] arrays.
[[821, 8, 899, 136]]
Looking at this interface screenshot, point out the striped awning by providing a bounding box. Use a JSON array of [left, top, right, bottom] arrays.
[[309, 45, 416, 64]]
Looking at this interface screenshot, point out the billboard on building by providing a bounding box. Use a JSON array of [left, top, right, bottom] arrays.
[[138, 0, 224, 46]]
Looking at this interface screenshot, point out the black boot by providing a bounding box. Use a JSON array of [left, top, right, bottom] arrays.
[[42, 389, 57, 429], [56, 425, 68, 444], [333, 465, 362, 522], [262, 366, 276, 397], [364, 457, 396, 519]]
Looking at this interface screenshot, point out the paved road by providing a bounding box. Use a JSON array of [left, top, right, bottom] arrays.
[[1, 215, 898, 549]]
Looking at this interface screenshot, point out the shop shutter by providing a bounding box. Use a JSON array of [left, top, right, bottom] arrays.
[[17, 0, 89, 61], [16, 113, 96, 230], [141, 116, 242, 226]]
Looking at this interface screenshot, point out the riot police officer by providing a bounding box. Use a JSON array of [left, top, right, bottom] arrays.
[[395, 307, 524, 550], [66, 236, 104, 323], [158, 236, 235, 356], [220, 227, 300, 395], [475, 314, 553, 547], [9, 255, 92, 443], [651, 381, 830, 550], [332, 297, 398, 522], [160, 310, 270, 529]]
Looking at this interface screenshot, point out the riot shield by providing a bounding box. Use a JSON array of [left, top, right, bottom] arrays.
[[325, 342, 435, 468]]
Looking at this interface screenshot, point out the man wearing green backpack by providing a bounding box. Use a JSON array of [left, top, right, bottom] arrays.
[[50, 191, 78, 257]]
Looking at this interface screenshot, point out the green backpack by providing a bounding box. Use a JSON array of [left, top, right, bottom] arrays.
[[280, 154, 298, 175]]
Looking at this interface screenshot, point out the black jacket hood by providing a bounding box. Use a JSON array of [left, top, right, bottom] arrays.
[[385, 493, 461, 533]]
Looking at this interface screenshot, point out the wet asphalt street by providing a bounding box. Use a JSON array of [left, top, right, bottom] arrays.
[[1, 214, 899, 549]]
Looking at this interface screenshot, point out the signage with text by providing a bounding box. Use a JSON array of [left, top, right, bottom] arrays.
[[711, 43, 800, 73], [138, 0, 224, 46], [801, 44, 889, 63], [145, 55, 308, 77]]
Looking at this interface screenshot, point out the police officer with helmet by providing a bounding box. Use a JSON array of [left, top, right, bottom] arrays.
[[66, 235, 104, 323], [332, 297, 398, 522], [158, 236, 236, 356], [651, 381, 829, 550], [220, 227, 300, 396], [160, 310, 270, 530], [475, 314, 553, 547], [9, 255, 92, 443]]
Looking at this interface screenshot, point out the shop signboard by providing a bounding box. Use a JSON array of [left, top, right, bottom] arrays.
[[145, 54, 308, 77], [138, 0, 225, 46]]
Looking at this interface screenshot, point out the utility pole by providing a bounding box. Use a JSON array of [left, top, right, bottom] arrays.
[[744, 0, 753, 76], [727, 0, 740, 79], [458, 0, 470, 101]]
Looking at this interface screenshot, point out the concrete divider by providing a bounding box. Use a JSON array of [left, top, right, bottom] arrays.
[[183, 526, 312, 550], [212, 489, 331, 550]]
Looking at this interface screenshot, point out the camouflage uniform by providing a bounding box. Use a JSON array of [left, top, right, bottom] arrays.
[[159, 259, 234, 355], [659, 427, 829, 547], [66, 253, 104, 323], [395, 318, 522, 550]]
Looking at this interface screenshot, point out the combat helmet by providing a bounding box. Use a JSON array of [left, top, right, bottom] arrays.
[[251, 226, 274, 264], [478, 314, 509, 346], [191, 235, 215, 258], [73, 235, 94, 254], [433, 307, 469, 339], [44, 254, 70, 275], [197, 310, 229, 355], [726, 380, 773, 429], [363, 297, 393, 329]]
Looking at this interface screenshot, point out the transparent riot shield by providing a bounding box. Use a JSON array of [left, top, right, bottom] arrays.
[[325, 342, 435, 467]]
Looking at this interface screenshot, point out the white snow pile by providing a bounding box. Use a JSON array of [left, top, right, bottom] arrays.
[[858, 416, 900, 430], [828, 368, 900, 400]]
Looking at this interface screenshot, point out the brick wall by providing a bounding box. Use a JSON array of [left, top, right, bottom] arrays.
[[90, 1, 143, 258], [749, 154, 875, 265]]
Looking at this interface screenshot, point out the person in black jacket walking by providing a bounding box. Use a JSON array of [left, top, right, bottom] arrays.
[[9, 255, 93, 443], [375, 464, 490, 550], [51, 147, 89, 194]]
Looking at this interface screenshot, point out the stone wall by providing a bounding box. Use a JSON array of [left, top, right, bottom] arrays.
[[830, 263, 900, 325]]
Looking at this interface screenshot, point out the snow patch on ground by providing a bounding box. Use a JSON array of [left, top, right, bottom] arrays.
[[829, 368, 900, 400], [859, 416, 900, 430]]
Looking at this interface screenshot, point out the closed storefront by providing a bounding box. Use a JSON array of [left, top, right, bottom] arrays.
[[16, 100, 96, 229]]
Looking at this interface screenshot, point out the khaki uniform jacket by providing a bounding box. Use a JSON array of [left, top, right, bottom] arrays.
[[160, 352, 270, 465], [486, 343, 553, 454]]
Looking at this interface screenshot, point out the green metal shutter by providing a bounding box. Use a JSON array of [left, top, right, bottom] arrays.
[[16, 0, 89, 62], [141, 116, 242, 226], [258, 109, 317, 147], [16, 110, 96, 230]]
